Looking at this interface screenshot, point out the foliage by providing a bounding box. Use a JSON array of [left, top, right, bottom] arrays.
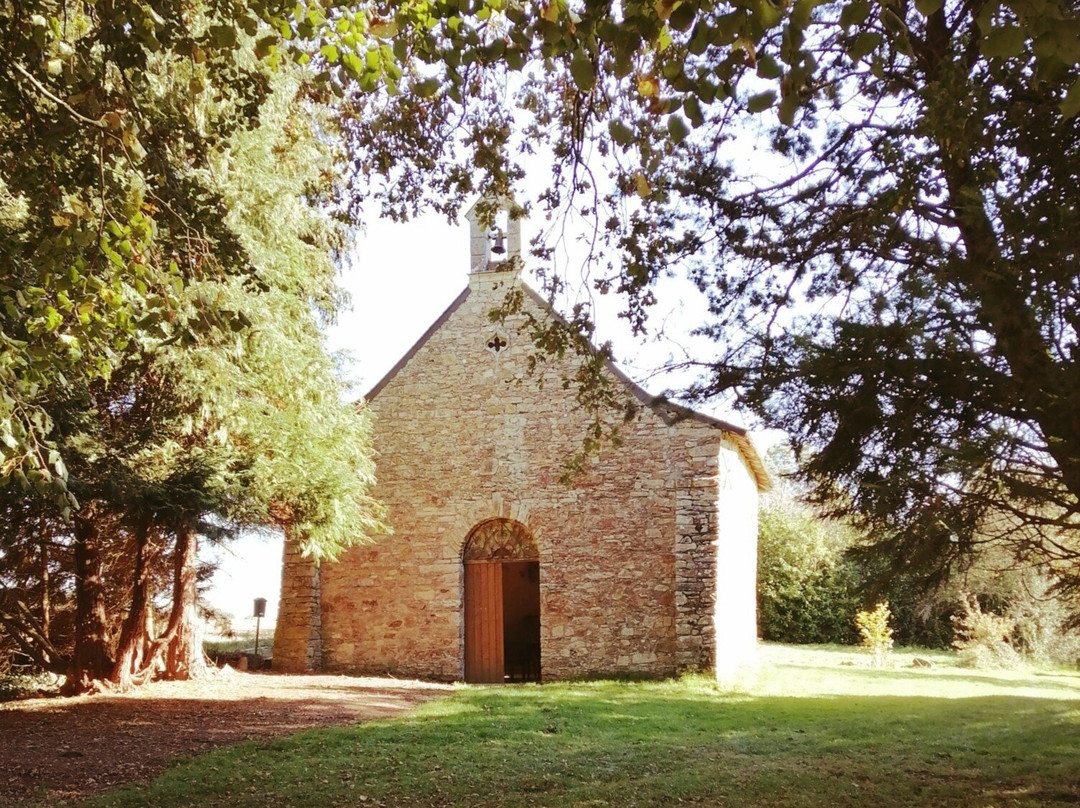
[[334, 0, 1080, 609], [854, 602, 894, 667], [757, 493, 860, 644], [757, 446, 958, 648], [1, 2, 385, 691], [0, 670, 61, 702], [951, 594, 1023, 670], [77, 647, 1080, 808], [1, 0, 260, 502], [758, 448, 1080, 658], [203, 630, 275, 659], [1005, 574, 1080, 666]]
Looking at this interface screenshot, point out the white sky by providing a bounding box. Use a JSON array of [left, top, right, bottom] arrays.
[[203, 203, 764, 632]]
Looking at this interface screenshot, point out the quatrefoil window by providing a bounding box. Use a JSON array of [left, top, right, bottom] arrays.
[[486, 332, 508, 355]]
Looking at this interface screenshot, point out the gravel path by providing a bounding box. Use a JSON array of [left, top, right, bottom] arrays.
[[0, 670, 451, 805]]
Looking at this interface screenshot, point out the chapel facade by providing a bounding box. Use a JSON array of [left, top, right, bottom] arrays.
[[274, 199, 768, 682]]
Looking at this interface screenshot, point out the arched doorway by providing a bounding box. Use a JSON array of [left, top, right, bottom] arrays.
[[463, 518, 540, 683]]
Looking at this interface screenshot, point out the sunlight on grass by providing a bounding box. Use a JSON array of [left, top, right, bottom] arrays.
[[75, 645, 1080, 808], [750, 643, 1080, 700]]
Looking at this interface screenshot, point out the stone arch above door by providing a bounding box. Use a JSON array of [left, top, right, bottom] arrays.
[[462, 518, 538, 562]]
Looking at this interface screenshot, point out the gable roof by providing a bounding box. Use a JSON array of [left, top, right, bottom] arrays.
[[365, 286, 471, 401], [363, 281, 769, 492]]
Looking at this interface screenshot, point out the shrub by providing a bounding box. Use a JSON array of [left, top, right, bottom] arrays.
[[1001, 576, 1080, 667], [952, 594, 1023, 670], [855, 602, 894, 668], [758, 498, 861, 644], [0, 671, 62, 702]]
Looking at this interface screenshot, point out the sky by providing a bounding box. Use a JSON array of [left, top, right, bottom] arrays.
[[202, 204, 760, 633]]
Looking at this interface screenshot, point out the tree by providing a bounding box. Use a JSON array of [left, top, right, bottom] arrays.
[[0, 0, 285, 503], [1, 2, 386, 692], [332, 0, 1080, 604]]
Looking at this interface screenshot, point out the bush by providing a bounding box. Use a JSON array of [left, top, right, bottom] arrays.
[[758, 499, 861, 644], [952, 595, 1023, 670], [757, 447, 1080, 660], [1001, 576, 1080, 668], [0, 671, 61, 702], [855, 602, 894, 668]]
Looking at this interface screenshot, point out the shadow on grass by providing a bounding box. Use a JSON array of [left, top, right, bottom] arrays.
[[0, 682, 446, 807], [78, 683, 1080, 808]]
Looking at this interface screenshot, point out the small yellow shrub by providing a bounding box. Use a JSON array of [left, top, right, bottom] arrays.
[[855, 602, 894, 668]]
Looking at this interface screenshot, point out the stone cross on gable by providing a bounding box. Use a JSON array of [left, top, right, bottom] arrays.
[[465, 194, 523, 274]]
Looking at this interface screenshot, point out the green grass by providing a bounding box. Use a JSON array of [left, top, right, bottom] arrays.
[[82, 645, 1080, 808], [203, 630, 274, 659]]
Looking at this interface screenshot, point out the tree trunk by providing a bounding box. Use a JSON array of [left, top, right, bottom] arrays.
[[66, 508, 113, 695], [110, 520, 153, 690], [39, 517, 50, 644], [137, 601, 157, 675], [163, 525, 208, 680]]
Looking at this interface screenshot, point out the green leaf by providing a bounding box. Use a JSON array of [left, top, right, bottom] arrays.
[[208, 25, 238, 48], [342, 51, 363, 78], [839, 0, 871, 29], [778, 93, 798, 126], [914, 0, 944, 16], [238, 14, 259, 36], [847, 31, 883, 62], [747, 90, 777, 113], [753, 0, 783, 28], [505, 47, 526, 70], [609, 119, 634, 145], [43, 306, 62, 332], [982, 26, 1026, 59], [667, 114, 690, 143], [414, 77, 440, 98], [370, 19, 398, 38], [684, 94, 704, 126], [757, 55, 784, 79], [791, 0, 820, 27], [656, 25, 673, 52], [570, 51, 596, 92], [320, 44, 339, 62], [669, 2, 696, 31], [255, 34, 278, 59], [1062, 77, 1080, 120]]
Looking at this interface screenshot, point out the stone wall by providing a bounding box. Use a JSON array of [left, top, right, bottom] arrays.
[[276, 261, 762, 681], [272, 535, 322, 673], [672, 422, 722, 672]]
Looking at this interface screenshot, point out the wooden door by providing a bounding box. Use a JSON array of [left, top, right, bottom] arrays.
[[464, 562, 504, 683]]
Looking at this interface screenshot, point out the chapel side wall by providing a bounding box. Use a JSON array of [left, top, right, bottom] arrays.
[[672, 422, 723, 673], [713, 442, 760, 679], [272, 534, 322, 673], [317, 272, 683, 680], [672, 427, 761, 676]]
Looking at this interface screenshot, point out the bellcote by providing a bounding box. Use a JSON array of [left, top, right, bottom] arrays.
[[465, 195, 523, 275]]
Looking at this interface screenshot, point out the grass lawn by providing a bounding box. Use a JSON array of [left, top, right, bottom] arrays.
[[82, 645, 1080, 808]]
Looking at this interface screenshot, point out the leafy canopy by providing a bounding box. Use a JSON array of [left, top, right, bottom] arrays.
[[334, 0, 1080, 598]]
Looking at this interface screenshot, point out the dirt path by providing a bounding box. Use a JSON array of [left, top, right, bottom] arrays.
[[0, 671, 452, 805]]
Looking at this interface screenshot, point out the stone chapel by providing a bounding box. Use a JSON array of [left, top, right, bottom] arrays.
[[274, 199, 769, 683]]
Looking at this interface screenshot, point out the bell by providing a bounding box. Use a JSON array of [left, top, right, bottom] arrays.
[[490, 229, 507, 255]]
